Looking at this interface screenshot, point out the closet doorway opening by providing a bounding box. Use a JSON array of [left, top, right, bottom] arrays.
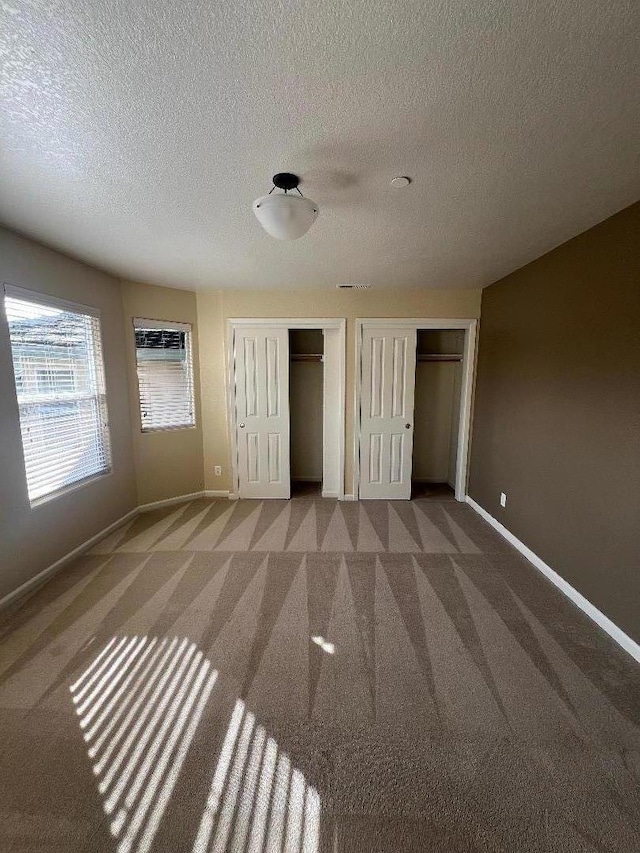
[[411, 330, 464, 500], [289, 329, 324, 498], [355, 318, 477, 501], [228, 318, 346, 500]]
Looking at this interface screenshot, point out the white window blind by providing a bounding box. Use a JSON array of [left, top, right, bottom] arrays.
[[134, 318, 195, 431], [4, 287, 112, 503]]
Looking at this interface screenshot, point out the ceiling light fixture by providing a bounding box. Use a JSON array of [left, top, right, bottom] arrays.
[[390, 176, 411, 188], [253, 173, 319, 240]]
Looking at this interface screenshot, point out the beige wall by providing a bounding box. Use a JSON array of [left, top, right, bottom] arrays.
[[197, 288, 481, 495], [120, 281, 204, 505], [0, 228, 137, 601], [469, 202, 640, 642]]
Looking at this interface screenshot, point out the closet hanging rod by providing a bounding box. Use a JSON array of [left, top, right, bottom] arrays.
[[290, 353, 324, 362], [417, 353, 463, 362]]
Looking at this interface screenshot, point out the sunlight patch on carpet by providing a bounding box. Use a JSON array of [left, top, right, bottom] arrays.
[[70, 636, 320, 853]]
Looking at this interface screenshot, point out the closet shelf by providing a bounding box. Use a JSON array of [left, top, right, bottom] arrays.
[[417, 353, 463, 362], [291, 353, 324, 362]]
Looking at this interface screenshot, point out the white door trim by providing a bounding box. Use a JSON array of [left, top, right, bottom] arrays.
[[227, 318, 346, 499], [358, 318, 477, 330], [228, 318, 344, 328], [455, 319, 478, 499], [354, 318, 478, 501]]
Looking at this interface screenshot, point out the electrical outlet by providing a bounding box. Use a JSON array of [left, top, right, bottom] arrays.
[[500, 492, 507, 508], [214, 466, 222, 476]]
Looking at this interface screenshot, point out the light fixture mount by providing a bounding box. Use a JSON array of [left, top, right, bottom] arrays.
[[272, 172, 300, 192]]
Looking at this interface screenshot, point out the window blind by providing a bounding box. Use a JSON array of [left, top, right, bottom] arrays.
[[134, 319, 195, 431], [4, 289, 111, 503]]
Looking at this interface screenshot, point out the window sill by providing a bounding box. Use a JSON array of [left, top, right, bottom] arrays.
[[29, 468, 113, 509], [140, 424, 197, 434]]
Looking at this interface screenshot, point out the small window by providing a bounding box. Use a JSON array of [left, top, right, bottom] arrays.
[[4, 286, 112, 504], [133, 318, 195, 431]]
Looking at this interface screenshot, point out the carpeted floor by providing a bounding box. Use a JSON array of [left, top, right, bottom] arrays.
[[1, 496, 639, 852]]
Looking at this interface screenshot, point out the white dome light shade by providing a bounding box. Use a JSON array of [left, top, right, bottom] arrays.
[[253, 193, 319, 240]]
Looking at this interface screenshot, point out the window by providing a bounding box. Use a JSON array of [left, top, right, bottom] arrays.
[[4, 286, 111, 503], [133, 318, 195, 431]]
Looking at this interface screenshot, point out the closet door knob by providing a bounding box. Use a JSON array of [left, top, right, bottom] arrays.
[[405, 423, 411, 429], [239, 423, 245, 428]]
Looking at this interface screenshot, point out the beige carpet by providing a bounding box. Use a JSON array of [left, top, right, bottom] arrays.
[[0, 496, 639, 852]]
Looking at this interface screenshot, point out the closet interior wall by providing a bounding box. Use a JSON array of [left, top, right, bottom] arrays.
[[289, 329, 324, 484], [412, 330, 464, 487]]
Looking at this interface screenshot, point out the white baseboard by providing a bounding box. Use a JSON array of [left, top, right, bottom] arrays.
[[0, 489, 233, 612], [465, 496, 640, 664], [0, 507, 139, 611], [322, 490, 339, 499], [138, 491, 205, 512], [133, 489, 230, 511], [341, 493, 357, 501]]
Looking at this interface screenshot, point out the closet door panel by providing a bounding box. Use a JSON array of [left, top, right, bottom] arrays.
[[360, 327, 416, 499], [235, 327, 290, 498]]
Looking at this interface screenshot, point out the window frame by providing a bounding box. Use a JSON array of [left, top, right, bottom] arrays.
[[3, 283, 112, 507], [132, 317, 196, 433]]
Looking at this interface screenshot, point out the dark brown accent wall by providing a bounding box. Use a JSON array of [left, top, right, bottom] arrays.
[[469, 202, 640, 642]]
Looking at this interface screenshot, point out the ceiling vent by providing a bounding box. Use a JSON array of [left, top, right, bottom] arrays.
[[336, 284, 371, 290]]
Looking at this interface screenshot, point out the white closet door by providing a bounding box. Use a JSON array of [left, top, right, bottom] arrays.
[[234, 327, 290, 498], [359, 326, 416, 499]]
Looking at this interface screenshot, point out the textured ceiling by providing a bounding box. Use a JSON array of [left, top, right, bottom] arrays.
[[1, 0, 639, 291]]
